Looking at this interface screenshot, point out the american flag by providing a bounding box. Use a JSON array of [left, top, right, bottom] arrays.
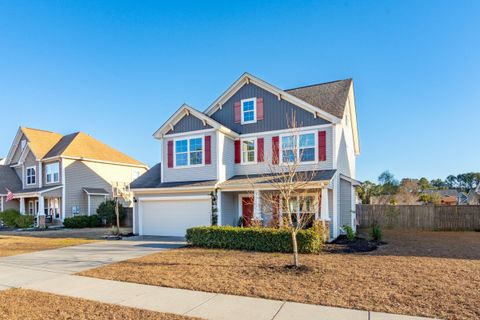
[[5, 189, 14, 202]]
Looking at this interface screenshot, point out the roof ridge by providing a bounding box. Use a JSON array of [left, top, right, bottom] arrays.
[[285, 78, 352, 91], [22, 127, 62, 135]]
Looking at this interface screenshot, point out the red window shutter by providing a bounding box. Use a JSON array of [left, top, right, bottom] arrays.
[[257, 138, 264, 162], [167, 141, 174, 168], [234, 140, 241, 163], [257, 97, 264, 120], [205, 136, 211, 164], [318, 131, 326, 161], [234, 102, 241, 123], [272, 136, 279, 164]]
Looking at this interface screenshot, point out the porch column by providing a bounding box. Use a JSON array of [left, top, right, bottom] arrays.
[[253, 189, 262, 220], [0, 196, 3, 212], [87, 194, 91, 216], [216, 191, 222, 226], [38, 196, 45, 216], [19, 197, 25, 214], [320, 187, 329, 221]]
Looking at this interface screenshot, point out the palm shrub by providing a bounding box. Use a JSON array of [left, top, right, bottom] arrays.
[[96, 200, 125, 226], [370, 223, 383, 242], [342, 224, 356, 241]]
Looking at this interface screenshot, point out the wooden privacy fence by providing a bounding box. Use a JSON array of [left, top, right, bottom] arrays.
[[356, 205, 480, 231]]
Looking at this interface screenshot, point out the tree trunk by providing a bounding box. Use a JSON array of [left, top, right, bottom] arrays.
[[291, 231, 299, 267], [115, 199, 120, 235]]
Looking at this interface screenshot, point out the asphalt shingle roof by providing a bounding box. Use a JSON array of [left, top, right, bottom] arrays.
[[219, 170, 337, 187], [0, 165, 22, 194], [285, 79, 352, 119]]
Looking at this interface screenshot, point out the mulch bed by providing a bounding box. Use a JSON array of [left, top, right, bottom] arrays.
[[80, 230, 480, 320], [324, 235, 379, 253], [0, 288, 197, 319]]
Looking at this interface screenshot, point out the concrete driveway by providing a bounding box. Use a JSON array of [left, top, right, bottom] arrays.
[[0, 236, 185, 275]]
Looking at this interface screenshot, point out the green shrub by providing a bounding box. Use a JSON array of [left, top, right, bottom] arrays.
[[186, 226, 324, 254], [15, 215, 35, 228], [342, 224, 356, 241], [96, 200, 125, 226], [0, 209, 21, 227], [63, 215, 102, 228], [370, 223, 383, 242]]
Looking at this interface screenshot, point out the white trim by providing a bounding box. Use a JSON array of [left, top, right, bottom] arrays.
[[138, 199, 143, 235], [41, 155, 148, 170], [5, 127, 23, 165], [163, 128, 216, 139], [12, 185, 63, 199], [279, 130, 318, 165], [132, 185, 217, 193], [240, 137, 257, 165], [217, 190, 222, 226], [240, 124, 331, 139], [25, 166, 37, 186], [0, 196, 3, 212], [18, 145, 31, 164], [204, 73, 341, 124], [132, 200, 137, 234], [87, 195, 91, 216], [37, 161, 42, 188], [240, 98, 257, 125], [138, 195, 211, 202], [173, 135, 205, 169], [61, 158, 66, 221]]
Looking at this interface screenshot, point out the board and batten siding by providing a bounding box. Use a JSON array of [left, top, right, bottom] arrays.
[[64, 159, 145, 218], [166, 114, 212, 135], [210, 83, 331, 134], [162, 132, 217, 183], [339, 178, 352, 229], [234, 126, 334, 176]]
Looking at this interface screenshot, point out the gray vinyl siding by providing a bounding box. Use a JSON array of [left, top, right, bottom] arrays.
[[234, 126, 333, 176], [64, 160, 112, 218], [89, 195, 107, 215], [162, 133, 217, 183], [23, 152, 38, 189], [10, 134, 26, 164], [2, 197, 19, 211], [339, 178, 352, 229], [166, 114, 212, 135], [210, 83, 330, 134], [220, 192, 238, 226], [222, 136, 235, 180], [328, 189, 334, 239], [14, 167, 22, 182]]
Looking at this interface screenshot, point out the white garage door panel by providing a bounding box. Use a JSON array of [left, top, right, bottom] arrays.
[[140, 199, 211, 237]]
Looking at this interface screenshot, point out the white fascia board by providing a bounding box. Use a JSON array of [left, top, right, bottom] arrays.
[[346, 82, 360, 155], [204, 73, 341, 124], [5, 127, 23, 165], [137, 195, 211, 202], [18, 145, 32, 164], [44, 156, 148, 169], [132, 185, 217, 194]]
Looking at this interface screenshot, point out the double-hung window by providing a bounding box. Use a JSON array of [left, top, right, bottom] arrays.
[[175, 137, 204, 167], [281, 132, 316, 163], [241, 98, 256, 124], [46, 163, 60, 184], [26, 166, 36, 185], [282, 195, 317, 226], [241, 139, 256, 164]]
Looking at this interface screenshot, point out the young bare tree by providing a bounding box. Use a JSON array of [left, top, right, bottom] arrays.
[[247, 113, 322, 268]]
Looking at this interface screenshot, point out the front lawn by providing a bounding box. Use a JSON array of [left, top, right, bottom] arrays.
[[79, 230, 480, 320], [0, 288, 197, 320], [0, 235, 95, 257]]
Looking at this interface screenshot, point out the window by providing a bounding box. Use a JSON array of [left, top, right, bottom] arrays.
[[281, 132, 316, 163], [175, 137, 204, 167], [281, 195, 316, 227], [28, 201, 34, 215], [26, 166, 36, 185], [46, 162, 60, 184], [241, 98, 256, 124], [241, 139, 256, 164], [72, 206, 80, 215], [21, 140, 26, 150]]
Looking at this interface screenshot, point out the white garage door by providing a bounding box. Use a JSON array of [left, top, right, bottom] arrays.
[[139, 197, 211, 237]]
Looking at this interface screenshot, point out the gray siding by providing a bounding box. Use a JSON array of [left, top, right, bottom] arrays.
[[223, 136, 235, 180], [220, 192, 238, 226], [210, 83, 330, 134], [339, 178, 352, 229], [166, 114, 212, 135], [162, 133, 217, 183], [64, 160, 112, 218], [89, 194, 107, 215], [1, 197, 19, 211], [10, 133, 26, 164], [328, 189, 334, 239], [234, 126, 333, 176]]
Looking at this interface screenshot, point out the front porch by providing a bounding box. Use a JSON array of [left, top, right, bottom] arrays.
[[14, 187, 63, 227]]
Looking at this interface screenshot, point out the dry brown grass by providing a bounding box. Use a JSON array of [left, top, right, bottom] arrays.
[[0, 235, 95, 257], [0, 288, 197, 320], [80, 230, 480, 320]]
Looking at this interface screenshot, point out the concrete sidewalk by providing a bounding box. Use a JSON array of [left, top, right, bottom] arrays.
[[0, 238, 436, 320]]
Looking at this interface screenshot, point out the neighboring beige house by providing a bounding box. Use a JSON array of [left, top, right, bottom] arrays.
[[0, 127, 147, 223], [467, 185, 480, 205]]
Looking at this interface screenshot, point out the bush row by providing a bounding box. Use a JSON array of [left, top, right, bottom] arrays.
[[186, 226, 324, 253], [63, 215, 102, 228], [0, 209, 35, 228]]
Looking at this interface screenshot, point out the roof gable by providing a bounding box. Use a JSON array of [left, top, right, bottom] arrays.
[[22, 127, 63, 159], [204, 73, 341, 124]]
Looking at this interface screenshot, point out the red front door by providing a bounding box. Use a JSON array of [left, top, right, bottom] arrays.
[[241, 196, 254, 226]]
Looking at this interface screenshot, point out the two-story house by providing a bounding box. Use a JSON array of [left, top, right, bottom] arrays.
[[131, 73, 360, 239], [0, 127, 148, 223]]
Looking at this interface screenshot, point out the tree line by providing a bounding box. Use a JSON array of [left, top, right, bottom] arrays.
[[357, 171, 480, 204]]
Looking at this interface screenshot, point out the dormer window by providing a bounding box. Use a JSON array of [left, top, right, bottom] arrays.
[[241, 98, 257, 124]]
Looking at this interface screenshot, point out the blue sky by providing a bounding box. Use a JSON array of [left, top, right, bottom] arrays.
[[0, 1, 478, 182]]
